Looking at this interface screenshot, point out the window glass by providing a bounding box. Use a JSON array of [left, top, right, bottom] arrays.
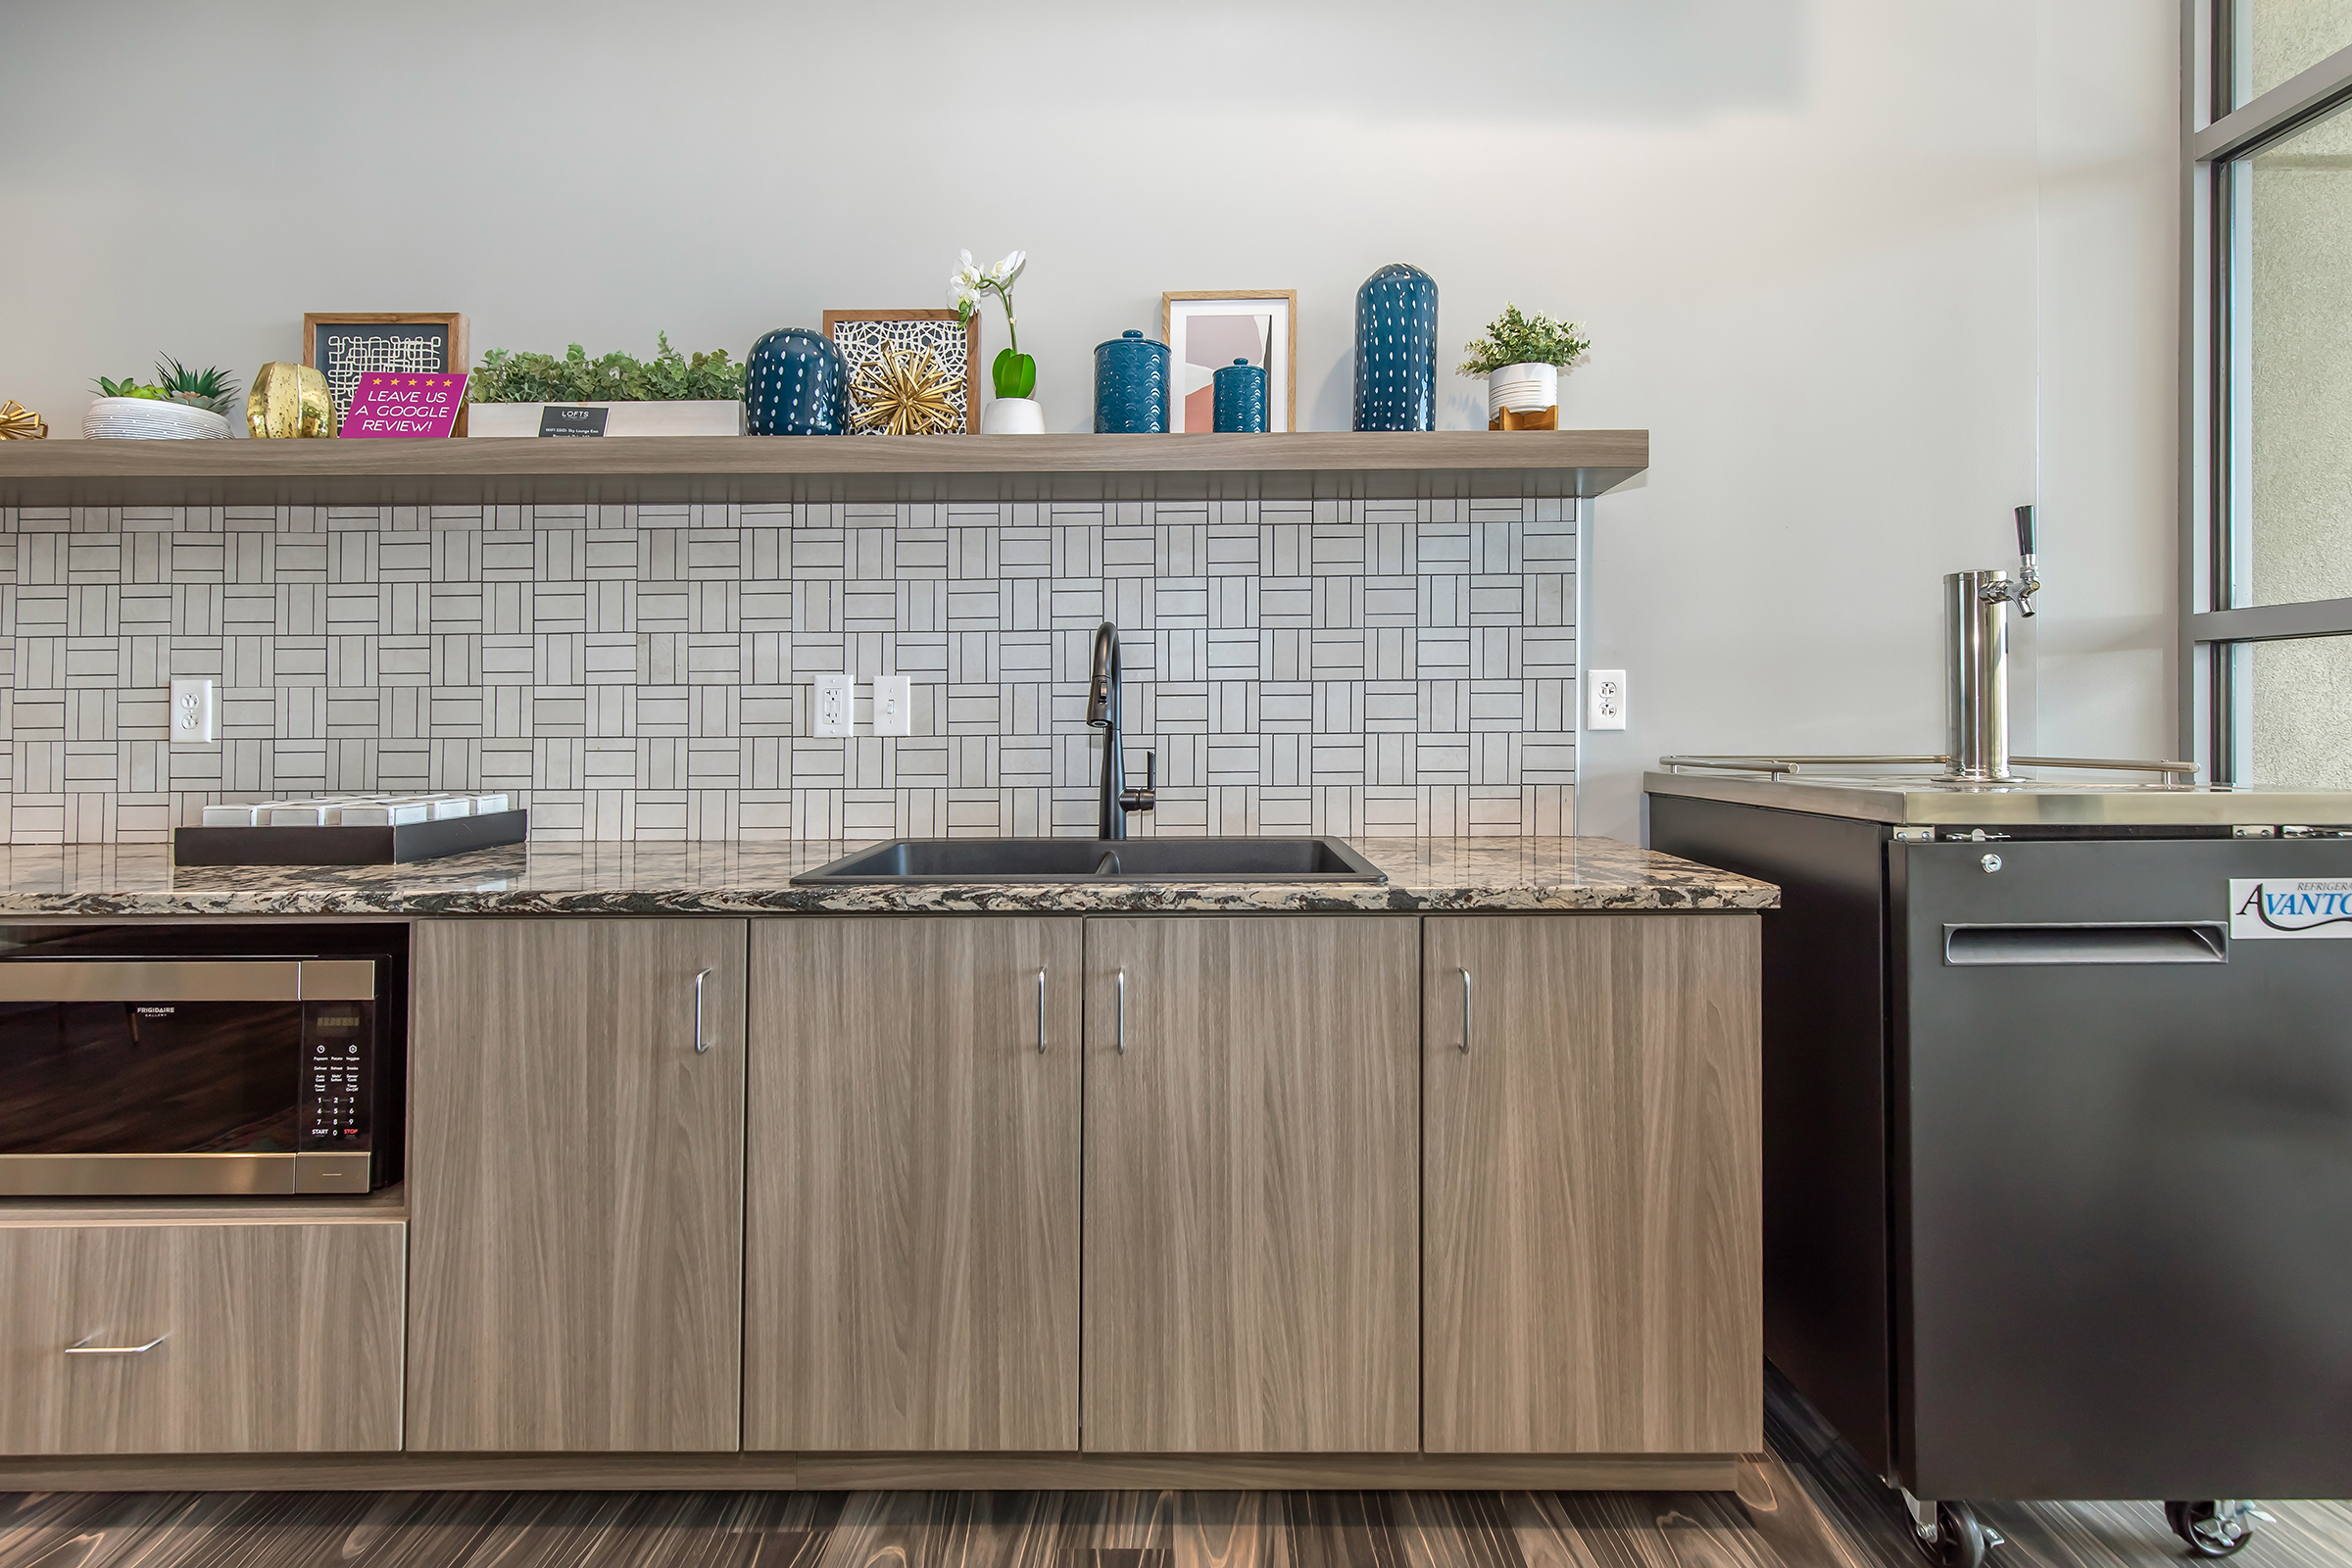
[[2247, 635, 2352, 785], [2235, 0, 2352, 106], [2238, 103, 2352, 606]]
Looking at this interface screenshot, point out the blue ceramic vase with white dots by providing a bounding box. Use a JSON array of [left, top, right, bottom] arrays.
[[744, 327, 848, 435], [1352, 263, 1438, 432], [1212, 358, 1267, 433], [1094, 329, 1170, 433]]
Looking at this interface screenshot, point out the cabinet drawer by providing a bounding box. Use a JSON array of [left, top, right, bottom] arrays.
[[0, 1221, 405, 1454]]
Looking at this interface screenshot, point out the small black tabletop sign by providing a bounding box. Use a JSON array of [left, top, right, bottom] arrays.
[[538, 405, 609, 437]]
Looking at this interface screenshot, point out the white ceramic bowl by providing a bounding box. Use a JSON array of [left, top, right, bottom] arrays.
[[81, 397, 231, 439]]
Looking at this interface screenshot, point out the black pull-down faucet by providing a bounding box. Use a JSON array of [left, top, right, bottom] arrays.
[[1086, 621, 1155, 840]]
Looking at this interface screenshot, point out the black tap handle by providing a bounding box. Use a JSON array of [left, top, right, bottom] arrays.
[[2015, 504, 2037, 559]]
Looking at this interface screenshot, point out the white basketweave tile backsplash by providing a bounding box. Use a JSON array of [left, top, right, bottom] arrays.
[[0, 497, 1578, 844]]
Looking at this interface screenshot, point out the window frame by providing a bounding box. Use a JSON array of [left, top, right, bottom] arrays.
[[2183, 0, 2352, 781]]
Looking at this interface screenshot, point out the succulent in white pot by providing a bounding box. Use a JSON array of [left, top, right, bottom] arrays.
[[1457, 305, 1591, 432], [82, 360, 238, 439]]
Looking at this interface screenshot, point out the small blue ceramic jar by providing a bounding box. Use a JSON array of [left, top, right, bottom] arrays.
[[1094, 329, 1170, 433], [1352, 263, 1439, 432], [744, 327, 848, 436], [1212, 358, 1268, 433]]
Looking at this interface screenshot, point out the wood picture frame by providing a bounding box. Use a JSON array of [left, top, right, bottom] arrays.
[[1162, 290, 1298, 434], [303, 312, 469, 436], [821, 309, 983, 434]]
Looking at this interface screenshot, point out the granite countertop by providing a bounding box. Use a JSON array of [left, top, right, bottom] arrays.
[[0, 837, 1777, 917]]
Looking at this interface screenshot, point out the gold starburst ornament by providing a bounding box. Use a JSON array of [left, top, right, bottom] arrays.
[[849, 344, 960, 435], [0, 400, 48, 439]]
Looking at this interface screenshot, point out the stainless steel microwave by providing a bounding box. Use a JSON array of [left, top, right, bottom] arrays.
[[0, 924, 406, 1196]]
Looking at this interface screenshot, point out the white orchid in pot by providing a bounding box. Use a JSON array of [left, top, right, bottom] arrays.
[[954, 248, 1043, 433]]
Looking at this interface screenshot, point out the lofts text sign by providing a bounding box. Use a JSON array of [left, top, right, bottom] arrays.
[[340, 372, 467, 439]]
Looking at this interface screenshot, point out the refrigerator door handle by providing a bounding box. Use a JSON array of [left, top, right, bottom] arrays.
[[1943, 922, 2228, 965]]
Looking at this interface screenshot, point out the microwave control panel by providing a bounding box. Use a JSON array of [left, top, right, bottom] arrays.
[[297, 1001, 373, 1152]]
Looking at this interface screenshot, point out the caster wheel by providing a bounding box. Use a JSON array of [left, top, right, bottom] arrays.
[[2167, 1501, 2257, 1557], [1913, 1501, 1988, 1568]]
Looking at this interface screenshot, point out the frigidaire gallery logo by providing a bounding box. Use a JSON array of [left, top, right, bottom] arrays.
[[2230, 879, 2352, 940]]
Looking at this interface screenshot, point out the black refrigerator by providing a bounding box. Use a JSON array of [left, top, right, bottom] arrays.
[[1646, 767, 2352, 1512]]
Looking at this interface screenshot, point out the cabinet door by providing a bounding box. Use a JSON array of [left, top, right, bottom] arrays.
[[1423, 914, 1761, 1454], [744, 916, 1081, 1451], [1084, 915, 1419, 1453], [407, 918, 747, 1452]]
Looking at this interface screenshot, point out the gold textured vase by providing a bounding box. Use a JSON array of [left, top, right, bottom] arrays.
[[246, 362, 336, 438]]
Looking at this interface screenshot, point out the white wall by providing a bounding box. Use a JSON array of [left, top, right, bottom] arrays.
[[0, 0, 2178, 841]]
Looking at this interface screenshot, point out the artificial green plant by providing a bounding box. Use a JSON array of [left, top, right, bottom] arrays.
[[1456, 305, 1592, 377]]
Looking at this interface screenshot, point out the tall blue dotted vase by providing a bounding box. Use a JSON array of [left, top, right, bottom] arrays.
[[744, 327, 848, 435], [1352, 263, 1439, 432], [1094, 329, 1170, 433]]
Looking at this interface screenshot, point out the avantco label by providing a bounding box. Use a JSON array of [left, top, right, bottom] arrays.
[[2230, 879, 2352, 939]]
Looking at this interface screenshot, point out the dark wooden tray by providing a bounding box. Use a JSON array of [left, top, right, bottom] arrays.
[[172, 809, 529, 866]]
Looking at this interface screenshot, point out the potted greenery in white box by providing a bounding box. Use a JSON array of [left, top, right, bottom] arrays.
[[466, 334, 745, 436], [1457, 305, 1591, 431]]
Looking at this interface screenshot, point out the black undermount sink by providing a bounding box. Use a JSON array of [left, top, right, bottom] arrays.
[[790, 836, 1386, 885]]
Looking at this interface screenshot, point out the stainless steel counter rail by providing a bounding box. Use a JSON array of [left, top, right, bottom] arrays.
[[1657, 755, 2200, 783]]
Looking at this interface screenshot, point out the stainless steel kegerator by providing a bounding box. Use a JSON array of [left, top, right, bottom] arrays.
[[1643, 510, 2352, 1564]]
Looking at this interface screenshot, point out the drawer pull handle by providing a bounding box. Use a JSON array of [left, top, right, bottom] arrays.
[[1036, 966, 1048, 1054], [1458, 966, 1473, 1054], [693, 967, 713, 1054], [67, 1334, 166, 1355], [1115, 967, 1127, 1054]]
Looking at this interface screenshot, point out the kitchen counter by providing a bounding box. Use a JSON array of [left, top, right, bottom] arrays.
[[0, 836, 1775, 917]]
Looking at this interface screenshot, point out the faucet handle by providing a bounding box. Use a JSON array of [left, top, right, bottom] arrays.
[[1120, 750, 1157, 815]]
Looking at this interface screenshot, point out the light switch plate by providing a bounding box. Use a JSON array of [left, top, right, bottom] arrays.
[[1586, 669, 1628, 730], [169, 677, 217, 744], [872, 674, 911, 736], [812, 673, 854, 737]]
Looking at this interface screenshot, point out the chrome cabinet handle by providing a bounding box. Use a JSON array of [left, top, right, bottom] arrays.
[[1036, 966, 1048, 1054], [693, 967, 713, 1054], [1457, 966, 1472, 1054], [1115, 967, 1127, 1054], [67, 1334, 166, 1355]]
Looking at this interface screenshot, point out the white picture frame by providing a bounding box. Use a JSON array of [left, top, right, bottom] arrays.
[[1161, 290, 1297, 433]]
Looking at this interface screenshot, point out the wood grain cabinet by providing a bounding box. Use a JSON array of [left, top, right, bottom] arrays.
[[1082, 916, 1421, 1454], [1422, 914, 1763, 1454], [406, 918, 749, 1452], [0, 1219, 406, 1455], [743, 917, 1082, 1451]]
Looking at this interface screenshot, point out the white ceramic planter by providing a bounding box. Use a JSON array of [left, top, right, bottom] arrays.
[[981, 397, 1046, 434], [1486, 363, 1558, 423], [466, 400, 746, 437], [81, 398, 230, 440]]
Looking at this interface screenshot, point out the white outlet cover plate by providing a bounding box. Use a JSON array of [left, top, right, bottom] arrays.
[[169, 676, 217, 744], [872, 674, 911, 736], [813, 673, 855, 737], [1586, 669, 1628, 731]]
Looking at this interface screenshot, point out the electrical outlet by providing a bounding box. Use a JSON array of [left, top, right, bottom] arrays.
[[813, 674, 854, 737], [169, 677, 216, 744], [872, 674, 911, 736], [1586, 669, 1628, 730]]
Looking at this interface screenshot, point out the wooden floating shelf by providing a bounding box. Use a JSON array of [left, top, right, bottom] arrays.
[[0, 430, 1648, 509]]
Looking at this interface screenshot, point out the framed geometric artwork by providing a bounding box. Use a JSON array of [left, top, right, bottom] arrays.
[[304, 313, 468, 427], [1162, 290, 1296, 433], [822, 309, 982, 434]]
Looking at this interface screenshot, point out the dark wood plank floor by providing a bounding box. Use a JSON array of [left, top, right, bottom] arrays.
[[5, 1376, 2349, 1568]]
